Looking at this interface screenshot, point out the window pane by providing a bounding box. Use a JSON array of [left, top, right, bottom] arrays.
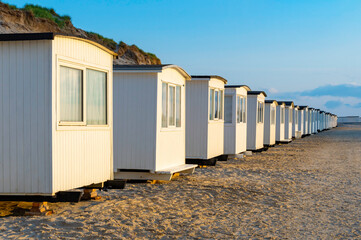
[[289, 109, 293, 123], [169, 86, 175, 126], [162, 83, 168, 127], [176, 86, 181, 127], [209, 89, 214, 120], [86, 69, 107, 125], [60, 66, 83, 122], [243, 98, 246, 123], [220, 90, 223, 119], [215, 91, 219, 119], [224, 96, 232, 123]]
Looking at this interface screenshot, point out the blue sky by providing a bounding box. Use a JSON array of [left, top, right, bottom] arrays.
[[10, 0, 361, 116]]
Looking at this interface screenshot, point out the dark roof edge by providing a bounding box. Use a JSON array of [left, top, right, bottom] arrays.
[[191, 75, 227, 84], [247, 91, 267, 97], [224, 85, 251, 91]]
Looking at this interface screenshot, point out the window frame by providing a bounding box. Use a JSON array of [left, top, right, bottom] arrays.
[[161, 81, 182, 129], [57, 58, 110, 130], [209, 88, 224, 122]]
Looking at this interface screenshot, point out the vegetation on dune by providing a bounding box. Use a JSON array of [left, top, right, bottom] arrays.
[[23, 4, 71, 28], [86, 31, 118, 50], [132, 44, 161, 63]]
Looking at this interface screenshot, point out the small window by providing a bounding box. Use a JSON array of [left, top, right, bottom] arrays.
[[281, 107, 285, 124], [209, 89, 214, 120], [219, 90, 224, 120], [224, 96, 233, 123], [257, 101, 264, 123], [271, 106, 276, 125], [289, 108, 293, 123], [162, 83, 168, 127], [215, 90, 219, 119], [242, 97, 246, 123], [60, 66, 83, 122], [162, 82, 181, 128], [86, 69, 107, 125]]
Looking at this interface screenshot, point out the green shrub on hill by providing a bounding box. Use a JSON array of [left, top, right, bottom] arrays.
[[23, 4, 71, 28]]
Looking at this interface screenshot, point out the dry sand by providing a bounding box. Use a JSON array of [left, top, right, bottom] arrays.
[[0, 123, 360, 239]]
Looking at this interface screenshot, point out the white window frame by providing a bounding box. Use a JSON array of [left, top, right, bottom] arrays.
[[209, 88, 224, 122], [57, 58, 110, 129], [161, 81, 182, 129]]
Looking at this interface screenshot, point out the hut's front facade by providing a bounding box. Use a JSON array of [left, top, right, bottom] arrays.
[[113, 65, 197, 180], [0, 33, 116, 196], [301, 106, 309, 136], [224, 85, 250, 156], [283, 101, 294, 142], [264, 100, 278, 147], [292, 106, 300, 138], [276, 102, 286, 143], [308, 108, 314, 134], [247, 91, 267, 151], [186, 75, 227, 165]]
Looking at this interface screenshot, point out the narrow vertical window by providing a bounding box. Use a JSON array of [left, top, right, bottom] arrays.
[[176, 86, 181, 127], [236, 96, 241, 123], [215, 90, 219, 119], [169, 86, 175, 126], [162, 82, 168, 127], [243, 98, 246, 123], [220, 90, 223, 119], [86, 69, 107, 125], [209, 89, 214, 120], [289, 109, 293, 123], [60, 66, 83, 122]]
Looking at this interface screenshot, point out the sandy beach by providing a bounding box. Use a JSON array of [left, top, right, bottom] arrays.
[[0, 123, 360, 239]]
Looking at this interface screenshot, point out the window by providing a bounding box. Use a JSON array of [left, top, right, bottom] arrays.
[[271, 106, 275, 125], [289, 108, 293, 123], [257, 101, 264, 123], [210, 89, 214, 120], [86, 69, 107, 125], [242, 97, 246, 123], [59, 66, 108, 126], [295, 111, 298, 125], [236, 96, 246, 123], [281, 107, 285, 124], [209, 88, 224, 121], [60, 66, 83, 122], [162, 82, 181, 128], [224, 96, 233, 123]]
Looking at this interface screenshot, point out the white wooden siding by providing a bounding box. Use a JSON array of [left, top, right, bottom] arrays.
[[186, 81, 209, 159], [264, 103, 276, 145], [298, 110, 304, 134], [156, 68, 187, 171], [0, 40, 53, 195], [52, 36, 113, 194], [284, 107, 293, 140], [113, 72, 157, 171], [247, 95, 265, 150], [292, 108, 298, 137], [276, 105, 285, 142]]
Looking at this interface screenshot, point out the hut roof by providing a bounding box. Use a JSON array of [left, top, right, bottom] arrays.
[[265, 100, 278, 105], [225, 85, 251, 91], [191, 75, 227, 84], [247, 91, 267, 97]]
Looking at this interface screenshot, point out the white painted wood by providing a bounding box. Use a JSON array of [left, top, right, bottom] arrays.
[[298, 109, 304, 134], [0, 36, 114, 196], [247, 93, 265, 150], [113, 66, 191, 178], [186, 77, 225, 159], [276, 103, 285, 142], [284, 105, 293, 141], [292, 107, 299, 138], [224, 87, 248, 154], [264, 101, 277, 146]]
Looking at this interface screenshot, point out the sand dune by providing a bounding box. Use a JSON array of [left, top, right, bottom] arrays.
[[0, 123, 360, 239]]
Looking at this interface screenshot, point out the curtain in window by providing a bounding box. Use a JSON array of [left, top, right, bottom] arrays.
[[176, 86, 181, 127], [60, 66, 83, 122], [162, 83, 168, 127], [86, 69, 107, 125]]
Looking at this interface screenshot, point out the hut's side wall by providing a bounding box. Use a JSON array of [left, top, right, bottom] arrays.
[[284, 107, 293, 140], [224, 89, 236, 155], [52, 37, 113, 194], [186, 80, 208, 159], [264, 104, 271, 145], [207, 79, 224, 158], [255, 96, 265, 149], [0, 40, 53, 195], [292, 109, 298, 137], [235, 88, 248, 154], [246, 96, 257, 150], [298, 110, 304, 133], [156, 68, 187, 171], [276, 105, 285, 141], [113, 72, 157, 171], [269, 105, 276, 145]]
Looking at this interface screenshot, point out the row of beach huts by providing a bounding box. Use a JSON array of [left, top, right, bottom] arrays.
[[0, 33, 337, 201]]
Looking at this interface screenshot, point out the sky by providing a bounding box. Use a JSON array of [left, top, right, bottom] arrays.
[[9, 0, 361, 116]]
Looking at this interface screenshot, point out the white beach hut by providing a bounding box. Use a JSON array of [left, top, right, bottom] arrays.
[[186, 75, 227, 165], [297, 106, 305, 136], [301, 106, 309, 136], [113, 65, 197, 180], [223, 85, 250, 157], [283, 101, 294, 142], [264, 100, 278, 147], [292, 106, 300, 138], [276, 101, 286, 143], [247, 91, 267, 151], [308, 108, 314, 134], [0, 33, 116, 197]]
